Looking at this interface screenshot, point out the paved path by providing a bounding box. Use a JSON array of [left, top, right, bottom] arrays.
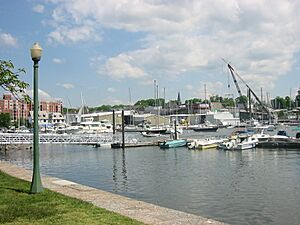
[[0, 161, 228, 225]]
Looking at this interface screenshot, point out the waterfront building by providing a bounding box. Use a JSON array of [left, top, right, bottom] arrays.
[[0, 94, 29, 124], [206, 109, 240, 126], [0, 93, 63, 126], [133, 114, 170, 127], [28, 111, 65, 127], [80, 111, 131, 125], [39, 100, 63, 113]]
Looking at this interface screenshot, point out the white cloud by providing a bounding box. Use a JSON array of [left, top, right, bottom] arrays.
[[33, 4, 45, 13], [0, 32, 17, 47], [185, 85, 194, 91], [107, 87, 116, 93], [102, 54, 147, 80], [52, 58, 65, 64], [189, 81, 224, 99], [47, 0, 300, 90], [101, 97, 125, 105], [25, 89, 55, 101], [48, 21, 101, 44], [56, 83, 75, 89]]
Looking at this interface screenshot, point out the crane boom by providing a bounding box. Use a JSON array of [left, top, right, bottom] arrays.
[[227, 64, 248, 111], [227, 63, 274, 117]]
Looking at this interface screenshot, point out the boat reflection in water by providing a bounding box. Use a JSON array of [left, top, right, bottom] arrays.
[[1, 127, 300, 225]]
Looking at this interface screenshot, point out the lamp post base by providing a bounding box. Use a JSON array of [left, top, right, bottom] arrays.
[[30, 171, 43, 193]]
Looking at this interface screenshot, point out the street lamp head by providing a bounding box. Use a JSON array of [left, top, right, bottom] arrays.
[[30, 42, 42, 61]]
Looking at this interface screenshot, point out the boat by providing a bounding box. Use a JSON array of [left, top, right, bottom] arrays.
[[188, 138, 226, 150], [159, 139, 187, 148], [124, 125, 144, 132], [218, 138, 238, 150], [232, 136, 258, 150], [218, 131, 256, 150], [257, 137, 300, 148], [145, 126, 167, 134], [256, 130, 300, 148], [141, 131, 161, 137], [192, 124, 218, 132], [79, 119, 113, 133], [251, 128, 271, 143], [165, 126, 183, 134]]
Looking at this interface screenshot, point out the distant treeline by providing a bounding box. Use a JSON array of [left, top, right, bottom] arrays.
[[63, 90, 300, 114]]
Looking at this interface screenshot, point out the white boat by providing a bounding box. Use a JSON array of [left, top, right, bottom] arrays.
[[145, 126, 167, 134], [232, 136, 258, 150], [165, 126, 183, 134], [252, 130, 270, 143], [192, 124, 218, 132], [79, 119, 113, 133], [141, 131, 161, 137], [218, 138, 238, 150], [124, 125, 144, 132], [188, 138, 226, 150]]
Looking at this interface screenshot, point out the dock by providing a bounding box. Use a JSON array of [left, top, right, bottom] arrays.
[[0, 133, 113, 146], [111, 141, 160, 148]]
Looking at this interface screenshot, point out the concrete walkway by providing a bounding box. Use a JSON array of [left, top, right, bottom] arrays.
[[0, 161, 227, 225]]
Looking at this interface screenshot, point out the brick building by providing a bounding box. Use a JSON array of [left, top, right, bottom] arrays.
[[0, 94, 30, 122], [0, 94, 63, 123]]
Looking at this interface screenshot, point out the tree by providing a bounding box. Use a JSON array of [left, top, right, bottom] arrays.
[[235, 95, 248, 105], [295, 89, 300, 107], [0, 113, 11, 128], [0, 60, 30, 102], [134, 99, 156, 108], [222, 98, 235, 107], [210, 95, 223, 102], [271, 96, 288, 109], [185, 98, 202, 104]]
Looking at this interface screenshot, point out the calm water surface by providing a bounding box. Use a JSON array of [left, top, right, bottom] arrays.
[[1, 128, 300, 225]]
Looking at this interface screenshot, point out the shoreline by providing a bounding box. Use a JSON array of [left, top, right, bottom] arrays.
[[0, 161, 227, 225]]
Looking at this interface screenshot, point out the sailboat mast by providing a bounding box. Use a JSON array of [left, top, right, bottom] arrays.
[[128, 87, 132, 105], [204, 84, 207, 103]]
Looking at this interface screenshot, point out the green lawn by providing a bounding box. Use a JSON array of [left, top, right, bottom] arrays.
[[0, 171, 146, 225]]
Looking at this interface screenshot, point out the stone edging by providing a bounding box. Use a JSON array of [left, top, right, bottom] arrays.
[[0, 161, 227, 225]]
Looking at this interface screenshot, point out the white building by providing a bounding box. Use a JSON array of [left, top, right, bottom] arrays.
[[29, 111, 65, 126], [206, 109, 240, 126]]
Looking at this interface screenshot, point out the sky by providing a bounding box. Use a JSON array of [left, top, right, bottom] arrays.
[[1, 0, 300, 107]]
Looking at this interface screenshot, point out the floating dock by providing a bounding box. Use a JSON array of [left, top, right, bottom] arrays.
[[111, 141, 160, 148], [257, 139, 300, 148]]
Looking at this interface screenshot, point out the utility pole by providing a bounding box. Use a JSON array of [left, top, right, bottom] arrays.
[[128, 87, 132, 105], [163, 87, 166, 109], [290, 88, 292, 110], [204, 84, 207, 103]]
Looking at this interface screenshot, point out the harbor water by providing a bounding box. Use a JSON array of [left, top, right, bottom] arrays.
[[1, 127, 300, 225]]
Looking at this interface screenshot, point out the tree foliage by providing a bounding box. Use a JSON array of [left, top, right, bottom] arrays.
[[222, 98, 235, 107], [210, 95, 223, 102], [235, 95, 248, 104], [0, 113, 11, 128], [134, 98, 165, 108], [295, 89, 300, 107], [134, 99, 156, 107], [0, 60, 30, 102], [185, 98, 202, 104], [271, 96, 293, 109]]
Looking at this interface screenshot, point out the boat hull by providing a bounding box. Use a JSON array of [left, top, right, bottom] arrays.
[[199, 143, 218, 150], [159, 139, 187, 148], [193, 127, 218, 132]]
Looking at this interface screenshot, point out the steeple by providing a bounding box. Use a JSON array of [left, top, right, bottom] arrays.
[[177, 92, 181, 105]]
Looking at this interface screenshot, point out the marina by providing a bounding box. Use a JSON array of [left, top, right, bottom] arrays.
[[1, 126, 300, 225], [2, 2, 300, 224]]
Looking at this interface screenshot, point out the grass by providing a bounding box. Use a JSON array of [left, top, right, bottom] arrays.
[[0, 171, 146, 225]]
